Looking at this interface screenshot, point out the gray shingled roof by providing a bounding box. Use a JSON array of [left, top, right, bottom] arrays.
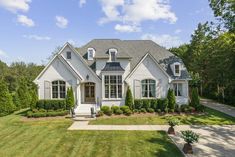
[[102, 62, 125, 72], [75, 39, 190, 80]]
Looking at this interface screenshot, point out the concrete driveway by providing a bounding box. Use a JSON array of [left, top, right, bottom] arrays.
[[170, 125, 235, 157]]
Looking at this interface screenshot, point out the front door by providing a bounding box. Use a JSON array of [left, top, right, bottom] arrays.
[[84, 82, 95, 103]]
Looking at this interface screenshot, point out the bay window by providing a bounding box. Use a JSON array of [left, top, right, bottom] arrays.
[[173, 83, 183, 96]]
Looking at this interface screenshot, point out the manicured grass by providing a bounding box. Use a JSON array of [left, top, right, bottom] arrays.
[[0, 111, 183, 157], [90, 107, 235, 125]]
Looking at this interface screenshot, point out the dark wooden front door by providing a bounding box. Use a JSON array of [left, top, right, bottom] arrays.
[[84, 82, 95, 103]]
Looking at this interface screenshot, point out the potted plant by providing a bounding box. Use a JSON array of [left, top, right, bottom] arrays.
[[181, 130, 199, 154], [167, 118, 180, 135]]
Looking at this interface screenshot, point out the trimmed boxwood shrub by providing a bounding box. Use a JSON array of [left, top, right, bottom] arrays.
[[115, 109, 123, 115], [101, 106, 112, 115], [158, 99, 168, 111], [147, 108, 155, 113], [150, 99, 158, 111], [27, 110, 68, 118], [167, 89, 176, 110], [124, 108, 132, 116], [111, 106, 119, 114], [120, 106, 129, 112], [36, 100, 67, 110], [134, 99, 143, 110], [142, 99, 151, 109], [140, 108, 147, 113]]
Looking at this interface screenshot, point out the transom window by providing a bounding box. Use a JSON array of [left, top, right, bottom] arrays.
[[52, 80, 66, 99], [104, 75, 122, 98], [66, 51, 71, 59], [141, 79, 156, 98], [173, 83, 182, 96]]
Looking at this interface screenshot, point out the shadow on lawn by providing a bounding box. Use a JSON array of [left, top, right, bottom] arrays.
[[15, 108, 30, 116], [147, 131, 184, 157]]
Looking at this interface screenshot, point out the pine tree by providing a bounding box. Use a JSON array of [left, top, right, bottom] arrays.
[[125, 86, 134, 110], [167, 89, 176, 110], [66, 87, 75, 110], [191, 88, 200, 109], [0, 80, 16, 116], [16, 79, 31, 109]]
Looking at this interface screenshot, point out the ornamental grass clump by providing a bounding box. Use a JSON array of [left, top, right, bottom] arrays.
[[181, 130, 199, 154], [167, 118, 180, 135]]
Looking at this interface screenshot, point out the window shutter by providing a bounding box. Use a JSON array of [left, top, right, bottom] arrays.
[[134, 80, 141, 99], [157, 79, 162, 98], [44, 81, 51, 99]]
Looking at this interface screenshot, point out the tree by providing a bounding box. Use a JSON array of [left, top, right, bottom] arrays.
[[191, 88, 200, 110], [66, 87, 75, 110], [167, 89, 176, 110], [125, 86, 134, 110], [15, 79, 31, 109], [209, 0, 235, 32], [30, 89, 38, 109], [0, 79, 15, 116]]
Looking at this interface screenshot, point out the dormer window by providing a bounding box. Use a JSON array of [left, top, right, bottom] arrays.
[[87, 48, 95, 60], [109, 48, 117, 62], [66, 51, 71, 59], [174, 63, 181, 76]]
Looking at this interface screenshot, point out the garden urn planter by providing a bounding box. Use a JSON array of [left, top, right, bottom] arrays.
[[183, 143, 193, 154], [167, 126, 175, 135]]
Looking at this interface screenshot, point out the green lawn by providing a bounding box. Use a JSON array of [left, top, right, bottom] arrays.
[[90, 108, 235, 125], [0, 111, 183, 157]]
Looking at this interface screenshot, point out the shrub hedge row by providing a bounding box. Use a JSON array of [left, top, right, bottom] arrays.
[[35, 100, 67, 110], [27, 110, 68, 118], [134, 99, 169, 111]]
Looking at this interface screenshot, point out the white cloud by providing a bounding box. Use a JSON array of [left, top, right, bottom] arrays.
[[79, 0, 87, 7], [0, 49, 8, 58], [55, 16, 68, 28], [174, 29, 182, 34], [141, 33, 183, 48], [23, 35, 51, 40], [17, 15, 35, 27], [0, 0, 31, 13], [115, 24, 141, 32], [99, 0, 177, 29]]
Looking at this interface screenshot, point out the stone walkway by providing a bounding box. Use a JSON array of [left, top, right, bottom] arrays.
[[201, 98, 235, 117], [68, 122, 235, 157]]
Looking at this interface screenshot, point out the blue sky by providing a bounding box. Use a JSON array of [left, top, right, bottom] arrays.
[[0, 0, 215, 65]]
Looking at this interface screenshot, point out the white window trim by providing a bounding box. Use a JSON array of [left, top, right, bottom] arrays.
[[51, 80, 66, 99], [173, 83, 183, 97], [87, 48, 95, 61], [108, 48, 117, 62], [174, 63, 181, 76], [66, 51, 72, 60], [141, 79, 156, 98]]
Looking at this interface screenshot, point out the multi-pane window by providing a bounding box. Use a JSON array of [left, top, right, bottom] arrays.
[[66, 51, 71, 59], [52, 80, 66, 99], [87, 48, 95, 60], [110, 51, 116, 61], [141, 79, 156, 98], [175, 64, 180, 75], [104, 75, 122, 98], [173, 83, 183, 96]]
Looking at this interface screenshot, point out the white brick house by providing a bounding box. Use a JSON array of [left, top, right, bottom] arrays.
[[34, 39, 191, 115]]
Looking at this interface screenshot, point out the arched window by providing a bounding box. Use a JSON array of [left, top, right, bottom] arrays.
[[141, 79, 156, 98], [52, 80, 66, 99]]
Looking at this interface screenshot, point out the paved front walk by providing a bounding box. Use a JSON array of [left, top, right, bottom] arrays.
[[68, 122, 235, 157], [201, 98, 235, 117]]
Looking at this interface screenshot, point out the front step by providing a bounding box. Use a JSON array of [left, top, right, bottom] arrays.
[[73, 116, 96, 121]]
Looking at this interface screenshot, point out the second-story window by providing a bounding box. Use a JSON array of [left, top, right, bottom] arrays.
[[109, 48, 117, 62], [174, 63, 181, 76], [66, 51, 71, 59], [87, 48, 95, 60]]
